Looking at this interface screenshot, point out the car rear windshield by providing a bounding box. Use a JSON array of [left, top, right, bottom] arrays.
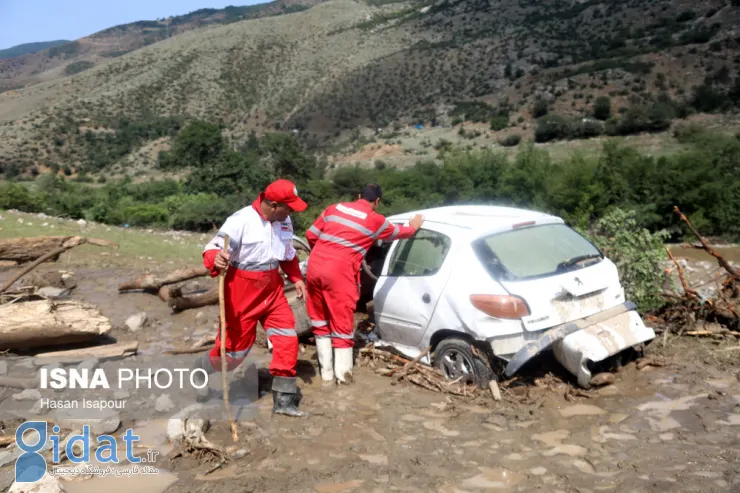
[[472, 223, 603, 281]]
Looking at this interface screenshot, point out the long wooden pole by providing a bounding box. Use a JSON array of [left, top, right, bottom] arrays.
[[219, 234, 238, 442]]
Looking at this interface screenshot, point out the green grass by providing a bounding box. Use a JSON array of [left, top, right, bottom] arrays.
[[0, 210, 206, 268]]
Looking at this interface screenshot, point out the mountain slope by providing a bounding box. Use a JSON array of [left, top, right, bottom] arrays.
[[0, 0, 325, 92], [0, 40, 70, 60], [0, 0, 738, 177]]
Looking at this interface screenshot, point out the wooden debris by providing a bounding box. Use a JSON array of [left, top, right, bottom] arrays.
[[167, 287, 218, 312], [674, 206, 739, 280], [0, 236, 118, 293], [0, 436, 15, 447], [665, 246, 699, 299], [590, 372, 616, 386], [636, 358, 665, 370], [391, 345, 431, 383], [118, 267, 210, 294], [32, 341, 138, 365], [0, 377, 38, 389], [0, 236, 117, 264], [0, 299, 111, 350], [715, 346, 740, 353], [358, 345, 478, 398], [488, 379, 502, 401], [165, 336, 216, 355]]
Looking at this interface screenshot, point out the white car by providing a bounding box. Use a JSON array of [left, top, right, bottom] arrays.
[[291, 205, 656, 388]]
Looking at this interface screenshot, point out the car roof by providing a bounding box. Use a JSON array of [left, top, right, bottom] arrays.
[[386, 205, 563, 236]]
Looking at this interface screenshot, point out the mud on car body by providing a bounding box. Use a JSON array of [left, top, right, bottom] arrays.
[[291, 206, 655, 388]]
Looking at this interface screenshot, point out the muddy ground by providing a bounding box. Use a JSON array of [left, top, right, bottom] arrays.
[[1, 242, 740, 493]]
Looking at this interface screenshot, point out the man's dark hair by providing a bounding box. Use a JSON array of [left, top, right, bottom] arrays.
[[360, 183, 383, 202]]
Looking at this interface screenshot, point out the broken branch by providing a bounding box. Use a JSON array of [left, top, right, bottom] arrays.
[[391, 345, 431, 383], [673, 206, 740, 279]]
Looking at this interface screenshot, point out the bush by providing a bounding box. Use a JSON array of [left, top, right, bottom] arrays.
[[120, 204, 169, 227], [532, 99, 549, 118], [572, 119, 604, 139], [499, 134, 522, 147], [579, 208, 670, 312], [489, 115, 509, 131], [593, 96, 612, 120], [535, 115, 572, 143]]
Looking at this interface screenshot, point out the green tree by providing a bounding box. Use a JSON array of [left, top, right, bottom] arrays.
[[593, 96, 612, 120], [580, 208, 670, 312]]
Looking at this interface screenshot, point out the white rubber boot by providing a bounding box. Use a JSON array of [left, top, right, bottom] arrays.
[[315, 337, 334, 382], [334, 347, 354, 385]]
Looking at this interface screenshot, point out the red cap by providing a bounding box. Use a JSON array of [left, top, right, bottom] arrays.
[[264, 179, 307, 212]]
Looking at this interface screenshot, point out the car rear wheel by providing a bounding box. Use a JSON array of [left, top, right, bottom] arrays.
[[433, 338, 494, 389]]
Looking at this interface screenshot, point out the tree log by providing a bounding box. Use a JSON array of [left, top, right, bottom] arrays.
[[32, 341, 138, 365], [0, 300, 112, 350], [118, 267, 210, 293], [0, 236, 117, 264], [167, 287, 219, 312]]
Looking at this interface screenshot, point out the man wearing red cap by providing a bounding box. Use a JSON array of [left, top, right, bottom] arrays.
[[305, 183, 423, 385], [194, 179, 310, 417]]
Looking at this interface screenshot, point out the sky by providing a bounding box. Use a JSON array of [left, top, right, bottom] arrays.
[[0, 0, 265, 50]]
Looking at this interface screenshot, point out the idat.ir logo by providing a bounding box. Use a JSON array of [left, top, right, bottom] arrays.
[[15, 421, 145, 483]]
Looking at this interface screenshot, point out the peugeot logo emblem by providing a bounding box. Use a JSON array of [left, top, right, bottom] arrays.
[[574, 277, 583, 286]]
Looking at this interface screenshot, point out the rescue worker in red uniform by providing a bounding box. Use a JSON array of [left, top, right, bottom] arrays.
[[305, 183, 424, 384], [193, 179, 310, 417]]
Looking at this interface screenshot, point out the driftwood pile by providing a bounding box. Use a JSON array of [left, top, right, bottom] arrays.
[[655, 207, 740, 340], [0, 236, 126, 355], [357, 345, 482, 398]]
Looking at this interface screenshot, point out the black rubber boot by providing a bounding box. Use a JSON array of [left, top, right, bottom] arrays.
[[191, 352, 215, 403], [271, 376, 310, 417]]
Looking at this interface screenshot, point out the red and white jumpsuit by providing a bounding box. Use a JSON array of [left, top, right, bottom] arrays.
[[202, 194, 303, 377], [305, 199, 417, 348]]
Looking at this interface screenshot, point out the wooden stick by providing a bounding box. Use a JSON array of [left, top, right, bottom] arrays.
[[219, 235, 238, 443], [0, 377, 38, 389], [715, 346, 740, 353], [673, 206, 740, 279], [32, 341, 138, 365], [488, 379, 502, 401], [391, 345, 431, 383], [664, 246, 699, 299]]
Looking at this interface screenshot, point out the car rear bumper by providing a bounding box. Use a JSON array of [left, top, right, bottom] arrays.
[[551, 309, 655, 388], [502, 301, 655, 386]]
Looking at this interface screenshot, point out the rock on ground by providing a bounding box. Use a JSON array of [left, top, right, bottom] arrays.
[[155, 394, 175, 413], [9, 472, 65, 493], [13, 389, 41, 401], [125, 312, 148, 332]]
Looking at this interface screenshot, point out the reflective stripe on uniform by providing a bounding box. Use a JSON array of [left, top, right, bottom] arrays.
[[331, 332, 354, 339], [225, 348, 251, 358], [266, 327, 297, 338], [311, 319, 328, 327], [314, 334, 331, 338], [323, 215, 374, 237], [230, 259, 279, 272], [389, 227, 401, 240], [317, 232, 367, 255], [373, 219, 390, 239]]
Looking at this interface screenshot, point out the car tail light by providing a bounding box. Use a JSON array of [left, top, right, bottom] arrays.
[[470, 294, 530, 319], [512, 220, 536, 229]]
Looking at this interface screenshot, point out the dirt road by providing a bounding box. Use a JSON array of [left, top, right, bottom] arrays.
[[1, 245, 740, 493]]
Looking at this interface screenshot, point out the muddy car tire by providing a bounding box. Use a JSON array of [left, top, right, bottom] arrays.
[[433, 338, 494, 389]]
